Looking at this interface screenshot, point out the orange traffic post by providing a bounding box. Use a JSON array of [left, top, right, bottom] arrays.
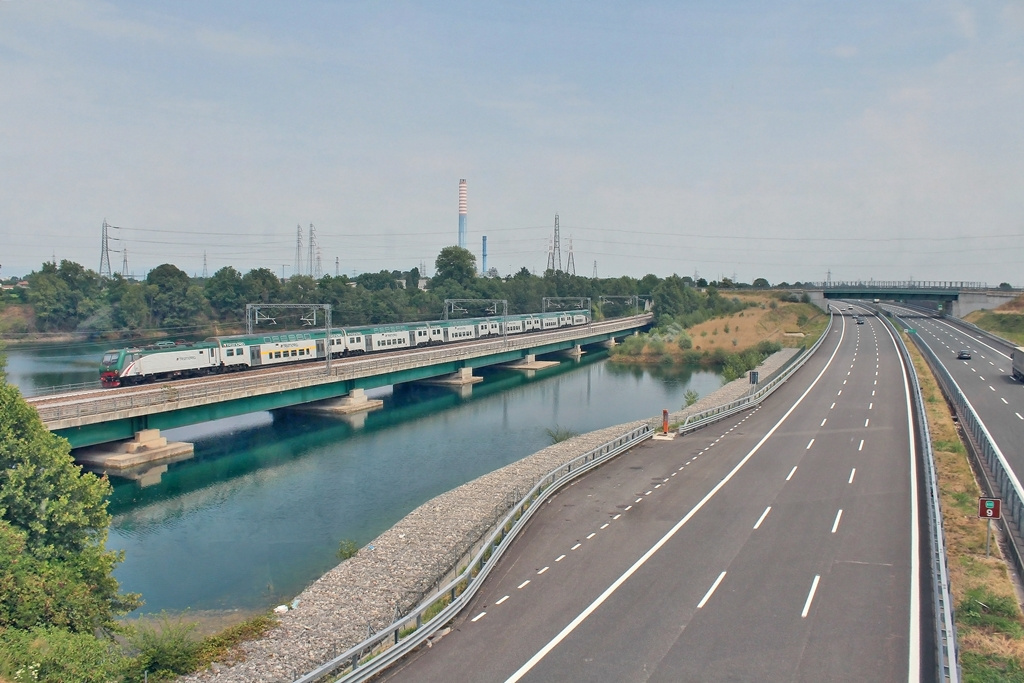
[[663, 409, 669, 435]]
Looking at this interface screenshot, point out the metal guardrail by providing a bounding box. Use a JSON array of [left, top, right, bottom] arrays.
[[880, 311, 960, 683], [22, 380, 103, 397], [892, 312, 1024, 560], [947, 316, 1019, 351], [290, 310, 841, 681], [293, 424, 654, 683], [677, 315, 833, 436], [31, 315, 652, 425]]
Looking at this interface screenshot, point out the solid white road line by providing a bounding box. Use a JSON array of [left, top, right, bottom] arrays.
[[753, 506, 771, 530], [882, 310, 922, 682], [697, 572, 728, 609], [831, 509, 843, 533], [504, 316, 850, 683], [801, 575, 821, 618]]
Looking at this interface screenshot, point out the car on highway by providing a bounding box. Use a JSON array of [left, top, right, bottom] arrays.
[[957, 349, 972, 360], [855, 316, 865, 324]]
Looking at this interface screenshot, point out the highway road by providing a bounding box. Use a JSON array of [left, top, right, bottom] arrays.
[[380, 308, 927, 682], [887, 306, 1024, 480]]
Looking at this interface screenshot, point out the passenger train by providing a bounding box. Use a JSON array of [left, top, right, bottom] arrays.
[[99, 309, 591, 388]]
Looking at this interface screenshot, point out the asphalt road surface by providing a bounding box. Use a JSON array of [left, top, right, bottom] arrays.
[[888, 305, 1023, 479], [381, 308, 922, 683]]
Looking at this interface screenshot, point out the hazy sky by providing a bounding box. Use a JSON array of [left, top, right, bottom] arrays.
[[2, 1, 1022, 284]]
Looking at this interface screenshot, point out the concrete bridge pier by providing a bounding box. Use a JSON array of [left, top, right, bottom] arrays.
[[503, 354, 559, 371], [420, 367, 484, 386], [289, 388, 385, 416], [602, 337, 618, 349], [73, 429, 194, 482], [560, 344, 585, 360]]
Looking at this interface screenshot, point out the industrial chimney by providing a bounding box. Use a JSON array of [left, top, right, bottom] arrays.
[[458, 179, 467, 249]]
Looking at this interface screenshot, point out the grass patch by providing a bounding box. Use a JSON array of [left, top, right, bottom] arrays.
[[545, 425, 579, 444], [905, 334, 1024, 675]]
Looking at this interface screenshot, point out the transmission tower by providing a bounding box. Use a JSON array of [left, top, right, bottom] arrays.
[[202, 251, 208, 278], [121, 247, 129, 278], [294, 224, 303, 278], [592, 260, 597, 279], [335, 256, 339, 277], [314, 246, 323, 279], [566, 234, 576, 276], [99, 219, 113, 278], [546, 213, 562, 272], [307, 223, 318, 277]]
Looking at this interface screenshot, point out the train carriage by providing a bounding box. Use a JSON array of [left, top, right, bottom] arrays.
[[99, 308, 593, 387]]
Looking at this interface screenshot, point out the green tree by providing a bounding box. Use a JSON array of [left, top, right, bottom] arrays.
[[0, 383, 140, 631], [752, 277, 770, 288], [242, 268, 282, 304], [405, 266, 421, 291], [355, 271, 399, 291], [115, 282, 151, 331], [204, 266, 246, 319], [146, 264, 197, 330], [433, 246, 477, 288]]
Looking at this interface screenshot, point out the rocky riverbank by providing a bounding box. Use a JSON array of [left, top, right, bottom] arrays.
[[183, 348, 800, 682]]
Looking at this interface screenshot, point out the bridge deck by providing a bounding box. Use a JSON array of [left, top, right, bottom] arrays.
[[30, 315, 652, 448]]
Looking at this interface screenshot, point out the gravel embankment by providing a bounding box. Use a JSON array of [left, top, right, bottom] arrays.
[[184, 348, 800, 682]]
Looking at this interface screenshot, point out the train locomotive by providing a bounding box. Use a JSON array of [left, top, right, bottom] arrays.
[[99, 310, 590, 388]]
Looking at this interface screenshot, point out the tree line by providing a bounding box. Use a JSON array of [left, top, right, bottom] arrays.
[[0, 246, 795, 338]]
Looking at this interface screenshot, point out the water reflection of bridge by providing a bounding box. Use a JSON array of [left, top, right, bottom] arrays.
[[30, 315, 652, 449]]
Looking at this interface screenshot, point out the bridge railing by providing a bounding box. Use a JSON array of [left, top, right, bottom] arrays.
[[808, 281, 988, 290], [881, 311, 960, 683], [31, 315, 652, 425], [292, 423, 654, 683]]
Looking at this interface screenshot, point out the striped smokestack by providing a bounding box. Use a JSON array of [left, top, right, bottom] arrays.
[[458, 179, 467, 249], [482, 235, 487, 274]]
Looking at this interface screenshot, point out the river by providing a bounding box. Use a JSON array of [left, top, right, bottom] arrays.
[[6, 342, 722, 614]]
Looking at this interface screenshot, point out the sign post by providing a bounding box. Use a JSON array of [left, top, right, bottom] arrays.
[[979, 498, 1002, 557]]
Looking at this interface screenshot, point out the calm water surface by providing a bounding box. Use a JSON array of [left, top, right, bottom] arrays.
[[7, 344, 722, 613]]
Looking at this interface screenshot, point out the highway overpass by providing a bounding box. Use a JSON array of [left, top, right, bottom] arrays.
[[804, 281, 1018, 318]]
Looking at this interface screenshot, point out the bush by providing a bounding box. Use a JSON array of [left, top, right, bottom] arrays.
[[684, 389, 699, 407], [545, 425, 579, 443], [676, 331, 692, 349], [0, 627, 128, 683], [337, 539, 359, 560], [125, 615, 201, 681]]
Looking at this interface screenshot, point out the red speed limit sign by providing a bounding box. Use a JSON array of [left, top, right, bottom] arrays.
[[979, 498, 1001, 519]]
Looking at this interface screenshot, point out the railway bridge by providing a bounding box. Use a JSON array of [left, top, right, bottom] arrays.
[[28, 314, 652, 450]]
